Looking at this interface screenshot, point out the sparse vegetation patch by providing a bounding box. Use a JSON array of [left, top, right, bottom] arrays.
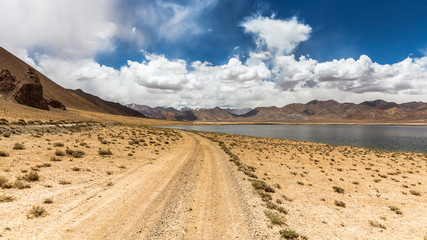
[[27, 205, 46, 218]]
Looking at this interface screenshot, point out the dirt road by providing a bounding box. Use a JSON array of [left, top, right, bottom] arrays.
[[34, 132, 260, 240]]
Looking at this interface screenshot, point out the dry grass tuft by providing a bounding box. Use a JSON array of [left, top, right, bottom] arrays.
[[0, 194, 15, 202], [389, 206, 402, 215], [334, 200, 346, 208], [332, 186, 345, 194], [264, 210, 285, 225], [22, 171, 39, 182], [13, 142, 25, 150], [98, 149, 113, 156], [279, 229, 300, 239], [369, 220, 386, 229], [27, 205, 46, 218]]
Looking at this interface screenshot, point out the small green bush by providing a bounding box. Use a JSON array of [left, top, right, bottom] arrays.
[[55, 150, 65, 156], [279, 229, 300, 239], [13, 143, 25, 150], [256, 190, 272, 202], [251, 180, 275, 193], [264, 210, 285, 225], [98, 149, 113, 156], [27, 205, 46, 218], [332, 186, 345, 194], [409, 190, 421, 196], [282, 195, 293, 202], [53, 142, 64, 147], [334, 200, 346, 208], [58, 180, 71, 185], [22, 171, 39, 182], [389, 206, 402, 215], [66, 149, 84, 158], [50, 156, 62, 162], [369, 220, 386, 229]]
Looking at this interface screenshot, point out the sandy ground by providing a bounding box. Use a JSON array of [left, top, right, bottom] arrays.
[[0, 123, 274, 240], [196, 131, 427, 240], [0, 117, 426, 239]]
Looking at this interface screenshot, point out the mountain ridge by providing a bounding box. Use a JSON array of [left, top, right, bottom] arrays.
[[127, 100, 427, 122]]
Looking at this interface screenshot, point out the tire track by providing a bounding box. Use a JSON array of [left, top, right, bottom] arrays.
[[35, 131, 259, 240]]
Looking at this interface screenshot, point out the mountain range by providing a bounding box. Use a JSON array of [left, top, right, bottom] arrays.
[[1, 45, 426, 123], [127, 99, 427, 122]]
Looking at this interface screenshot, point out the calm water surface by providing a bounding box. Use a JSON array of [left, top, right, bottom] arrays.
[[165, 125, 427, 153]]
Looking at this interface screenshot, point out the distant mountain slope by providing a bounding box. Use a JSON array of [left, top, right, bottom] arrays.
[[360, 99, 399, 110], [190, 107, 236, 121], [127, 104, 237, 121], [0, 46, 101, 111], [0, 46, 144, 118], [71, 89, 146, 118], [223, 108, 253, 115], [242, 100, 427, 122], [126, 104, 179, 116], [128, 100, 427, 122], [150, 110, 197, 121]]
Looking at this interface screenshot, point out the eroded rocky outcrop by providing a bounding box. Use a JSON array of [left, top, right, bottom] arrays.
[[13, 68, 49, 110], [46, 98, 66, 110], [0, 69, 16, 93]]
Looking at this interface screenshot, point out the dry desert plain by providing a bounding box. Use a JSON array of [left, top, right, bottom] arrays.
[[0, 103, 426, 239]]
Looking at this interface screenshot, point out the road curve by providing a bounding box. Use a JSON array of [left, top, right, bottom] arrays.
[[35, 132, 258, 240]]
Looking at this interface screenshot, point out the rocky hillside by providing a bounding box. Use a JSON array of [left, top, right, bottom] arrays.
[[0, 66, 63, 111], [0, 46, 144, 118]]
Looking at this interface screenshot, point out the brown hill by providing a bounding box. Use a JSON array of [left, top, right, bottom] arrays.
[[190, 107, 236, 121], [0, 46, 145, 118], [0, 46, 97, 111], [71, 89, 145, 117], [399, 101, 426, 110], [360, 99, 399, 110], [143, 107, 235, 122], [126, 104, 179, 116], [128, 100, 427, 122], [150, 110, 197, 121], [241, 100, 427, 122], [127, 104, 235, 121]]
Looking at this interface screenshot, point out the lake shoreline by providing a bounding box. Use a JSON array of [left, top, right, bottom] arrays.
[[190, 121, 427, 126], [163, 124, 427, 154]]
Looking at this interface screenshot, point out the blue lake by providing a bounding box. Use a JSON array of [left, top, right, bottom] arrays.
[[165, 125, 427, 154]]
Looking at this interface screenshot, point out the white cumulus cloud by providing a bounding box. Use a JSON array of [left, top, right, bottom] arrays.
[[0, 4, 426, 109], [123, 53, 188, 91], [242, 16, 311, 55]]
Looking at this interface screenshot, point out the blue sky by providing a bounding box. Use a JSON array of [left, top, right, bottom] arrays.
[[97, 0, 427, 67], [0, 0, 426, 108]]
